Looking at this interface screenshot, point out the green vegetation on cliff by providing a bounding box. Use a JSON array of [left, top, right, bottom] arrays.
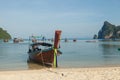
[[0, 28, 11, 39], [97, 21, 120, 39]]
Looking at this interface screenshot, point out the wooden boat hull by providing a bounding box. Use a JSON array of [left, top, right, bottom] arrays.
[[28, 49, 55, 67], [28, 30, 62, 67]]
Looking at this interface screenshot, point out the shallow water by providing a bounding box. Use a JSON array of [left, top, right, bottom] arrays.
[[58, 40, 120, 68], [0, 40, 120, 70]]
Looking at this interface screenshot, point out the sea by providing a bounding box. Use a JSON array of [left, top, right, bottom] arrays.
[[1, 39, 120, 70]]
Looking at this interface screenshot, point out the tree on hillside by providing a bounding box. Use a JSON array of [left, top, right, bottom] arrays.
[[0, 27, 11, 39]]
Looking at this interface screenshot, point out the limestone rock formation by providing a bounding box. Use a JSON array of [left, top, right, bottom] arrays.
[[97, 21, 120, 39]]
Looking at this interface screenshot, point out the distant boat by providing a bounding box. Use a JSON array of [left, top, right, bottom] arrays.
[[13, 38, 19, 43], [13, 38, 24, 43], [19, 38, 24, 42], [73, 39, 77, 42], [3, 39, 9, 42], [27, 30, 62, 67]]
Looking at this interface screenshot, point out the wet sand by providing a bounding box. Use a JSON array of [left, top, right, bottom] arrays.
[[0, 67, 120, 80]]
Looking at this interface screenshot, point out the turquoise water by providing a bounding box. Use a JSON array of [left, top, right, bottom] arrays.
[[0, 40, 120, 70], [58, 40, 120, 68]]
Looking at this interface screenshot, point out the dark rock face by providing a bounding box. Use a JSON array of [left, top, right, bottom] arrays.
[[98, 21, 120, 39]]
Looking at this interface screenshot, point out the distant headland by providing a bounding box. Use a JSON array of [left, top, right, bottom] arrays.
[[0, 27, 11, 39], [94, 21, 120, 39]]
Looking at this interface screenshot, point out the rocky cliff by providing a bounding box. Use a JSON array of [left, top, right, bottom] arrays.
[[98, 21, 120, 39], [0, 28, 11, 39]]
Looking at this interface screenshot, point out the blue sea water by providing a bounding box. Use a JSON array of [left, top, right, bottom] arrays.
[[58, 40, 120, 68], [0, 39, 120, 70]]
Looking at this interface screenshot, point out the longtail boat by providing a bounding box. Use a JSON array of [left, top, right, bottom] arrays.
[[13, 38, 19, 43], [27, 30, 62, 67], [3, 39, 9, 42]]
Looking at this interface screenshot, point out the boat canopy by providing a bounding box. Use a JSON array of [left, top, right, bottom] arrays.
[[31, 42, 53, 47]]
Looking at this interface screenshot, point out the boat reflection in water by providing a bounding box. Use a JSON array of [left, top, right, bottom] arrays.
[[27, 62, 46, 70]]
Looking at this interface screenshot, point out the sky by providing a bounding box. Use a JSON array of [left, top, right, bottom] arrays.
[[0, 0, 120, 39]]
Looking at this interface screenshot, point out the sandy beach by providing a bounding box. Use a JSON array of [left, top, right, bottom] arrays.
[[0, 67, 120, 80]]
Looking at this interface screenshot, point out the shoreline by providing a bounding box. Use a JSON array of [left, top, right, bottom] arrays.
[[0, 67, 120, 80], [1, 64, 120, 71]]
